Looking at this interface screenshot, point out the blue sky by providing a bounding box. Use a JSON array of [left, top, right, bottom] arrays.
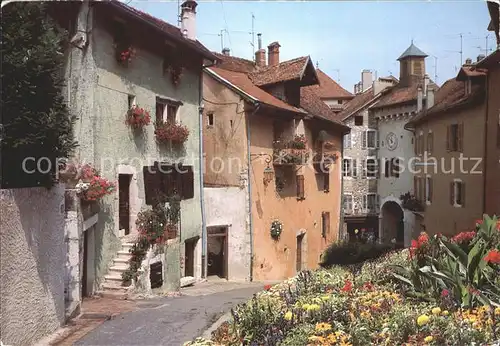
[[129, 0, 494, 92]]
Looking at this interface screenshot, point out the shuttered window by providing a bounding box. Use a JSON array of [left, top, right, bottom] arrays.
[[322, 212, 330, 238], [143, 164, 195, 204], [450, 180, 465, 207], [296, 175, 305, 199], [427, 132, 434, 154], [143, 165, 161, 205], [323, 172, 330, 192]]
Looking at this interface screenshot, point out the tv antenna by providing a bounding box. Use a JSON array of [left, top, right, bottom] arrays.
[[430, 55, 438, 84], [332, 69, 340, 83]]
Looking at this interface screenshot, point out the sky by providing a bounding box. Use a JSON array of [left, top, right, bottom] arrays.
[[128, 0, 494, 92]]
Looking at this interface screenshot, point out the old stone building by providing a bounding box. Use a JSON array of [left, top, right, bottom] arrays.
[[202, 41, 350, 281]]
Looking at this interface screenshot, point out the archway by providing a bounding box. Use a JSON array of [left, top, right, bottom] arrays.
[[381, 201, 404, 247]]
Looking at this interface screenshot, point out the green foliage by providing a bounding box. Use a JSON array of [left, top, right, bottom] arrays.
[[320, 241, 394, 268], [1, 2, 77, 188]]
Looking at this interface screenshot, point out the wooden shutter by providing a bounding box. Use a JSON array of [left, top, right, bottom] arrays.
[[385, 160, 390, 178], [352, 159, 357, 178], [450, 181, 455, 205], [428, 176, 433, 203], [181, 165, 195, 199], [143, 165, 161, 205], [376, 195, 381, 211], [458, 123, 464, 152], [156, 102, 165, 124], [446, 125, 451, 151], [362, 195, 367, 210], [321, 212, 330, 238], [422, 176, 426, 203], [375, 131, 380, 148], [361, 160, 367, 178], [296, 175, 305, 199], [461, 182, 465, 207], [323, 172, 330, 192], [362, 131, 367, 149]]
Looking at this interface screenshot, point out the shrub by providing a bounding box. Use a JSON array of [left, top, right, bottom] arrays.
[[320, 241, 394, 268]]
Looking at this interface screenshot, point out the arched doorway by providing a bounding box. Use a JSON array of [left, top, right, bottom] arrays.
[[381, 201, 404, 247]]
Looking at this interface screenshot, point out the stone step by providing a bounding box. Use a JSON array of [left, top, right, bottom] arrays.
[[116, 250, 132, 260], [122, 242, 135, 250], [109, 265, 129, 273], [104, 274, 123, 282], [101, 282, 129, 291], [96, 290, 130, 300], [113, 257, 130, 264]]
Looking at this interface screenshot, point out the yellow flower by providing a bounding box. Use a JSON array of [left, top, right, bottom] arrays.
[[284, 311, 293, 321], [495, 307, 500, 316], [424, 335, 434, 343], [355, 229, 359, 234], [431, 307, 441, 315], [321, 295, 330, 301], [442, 310, 449, 316], [302, 303, 311, 310], [417, 314, 430, 326], [315, 322, 332, 332], [308, 303, 321, 311]]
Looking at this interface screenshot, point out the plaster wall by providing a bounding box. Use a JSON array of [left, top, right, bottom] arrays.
[[485, 67, 500, 217], [0, 185, 66, 346], [204, 187, 251, 281]]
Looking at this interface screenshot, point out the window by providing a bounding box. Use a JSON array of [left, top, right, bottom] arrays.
[[230, 120, 234, 129], [166, 104, 177, 124], [323, 172, 330, 192], [447, 123, 463, 152], [338, 99, 343, 105], [156, 97, 181, 124], [427, 132, 433, 154], [321, 212, 330, 238], [207, 112, 214, 127], [128, 95, 136, 109], [415, 132, 425, 155], [343, 133, 351, 149], [363, 194, 378, 213], [385, 158, 400, 178], [450, 180, 465, 207], [413, 61, 423, 76], [296, 175, 305, 199], [143, 164, 194, 205], [354, 115, 363, 126], [363, 130, 378, 149], [156, 102, 165, 124], [414, 176, 426, 202], [343, 158, 357, 178], [365, 158, 378, 178], [425, 176, 433, 204], [343, 195, 353, 213]]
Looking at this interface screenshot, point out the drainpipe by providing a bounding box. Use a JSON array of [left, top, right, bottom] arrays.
[[339, 130, 345, 241], [199, 67, 207, 279], [482, 75, 489, 216], [246, 102, 261, 282]]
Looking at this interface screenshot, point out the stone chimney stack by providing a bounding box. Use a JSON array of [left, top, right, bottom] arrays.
[[361, 70, 373, 92], [477, 54, 485, 62], [180, 0, 197, 40], [222, 48, 230, 56], [268, 42, 281, 66], [423, 74, 429, 96], [426, 87, 435, 109], [465, 58, 473, 65], [255, 49, 266, 67], [417, 86, 423, 112]]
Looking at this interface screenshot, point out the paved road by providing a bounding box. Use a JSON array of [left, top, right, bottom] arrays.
[[75, 286, 262, 346]]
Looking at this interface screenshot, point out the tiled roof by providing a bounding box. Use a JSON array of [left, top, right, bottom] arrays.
[[314, 69, 354, 99], [207, 67, 306, 114], [300, 86, 349, 129], [249, 56, 311, 86], [337, 87, 378, 120], [456, 66, 488, 80], [397, 43, 428, 61], [407, 77, 485, 126], [372, 76, 438, 109], [107, 0, 217, 62], [212, 53, 257, 73], [476, 50, 500, 68], [380, 75, 399, 83]]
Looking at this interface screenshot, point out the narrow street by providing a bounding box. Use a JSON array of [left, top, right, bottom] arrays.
[[74, 285, 263, 346]]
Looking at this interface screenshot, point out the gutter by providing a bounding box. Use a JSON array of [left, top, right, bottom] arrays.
[[246, 102, 261, 282]]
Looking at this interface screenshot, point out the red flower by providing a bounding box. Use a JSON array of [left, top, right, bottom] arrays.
[[264, 284, 272, 291], [441, 289, 450, 297], [476, 219, 483, 225], [363, 282, 374, 291], [341, 280, 353, 292], [484, 249, 500, 264], [451, 231, 476, 244]]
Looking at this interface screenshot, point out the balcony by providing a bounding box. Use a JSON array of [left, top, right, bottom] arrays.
[[272, 135, 310, 166]]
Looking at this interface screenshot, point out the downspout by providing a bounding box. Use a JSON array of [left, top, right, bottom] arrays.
[[246, 102, 261, 282], [339, 130, 345, 241], [199, 66, 207, 279], [482, 76, 489, 215]]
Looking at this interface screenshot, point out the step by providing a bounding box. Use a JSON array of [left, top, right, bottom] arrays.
[[104, 274, 124, 282], [109, 265, 129, 273], [122, 243, 135, 250], [180, 276, 196, 288], [96, 290, 130, 300], [101, 282, 129, 291], [113, 257, 131, 265]]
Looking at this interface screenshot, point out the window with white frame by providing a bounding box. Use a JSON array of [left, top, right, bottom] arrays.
[[343, 194, 353, 213], [343, 133, 351, 149], [343, 158, 357, 177], [425, 175, 432, 204], [451, 179, 465, 207], [365, 158, 378, 178], [363, 194, 378, 213], [362, 130, 378, 149]]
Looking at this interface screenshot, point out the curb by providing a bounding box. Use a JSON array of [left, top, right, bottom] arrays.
[[201, 312, 232, 340]]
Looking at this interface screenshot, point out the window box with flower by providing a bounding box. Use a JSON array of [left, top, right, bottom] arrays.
[[155, 121, 190, 144], [270, 220, 283, 240], [60, 163, 115, 202], [126, 105, 151, 129], [115, 44, 136, 67], [163, 56, 184, 87]]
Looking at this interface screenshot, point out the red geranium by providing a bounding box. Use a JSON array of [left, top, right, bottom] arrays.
[[484, 249, 500, 264], [126, 106, 151, 128], [264, 284, 272, 291], [155, 122, 190, 144], [409, 232, 430, 259], [451, 231, 476, 244], [341, 279, 353, 292]]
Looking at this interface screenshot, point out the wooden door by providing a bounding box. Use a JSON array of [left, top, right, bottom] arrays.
[[119, 174, 132, 235], [185, 239, 195, 277]]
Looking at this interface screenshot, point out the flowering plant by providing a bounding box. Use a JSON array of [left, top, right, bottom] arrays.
[[155, 122, 190, 144], [270, 220, 283, 239], [126, 106, 151, 129], [165, 65, 184, 86], [288, 134, 307, 150], [78, 175, 115, 202], [114, 44, 136, 66]]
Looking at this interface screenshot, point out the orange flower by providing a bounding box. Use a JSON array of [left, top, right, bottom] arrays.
[[484, 249, 500, 264]]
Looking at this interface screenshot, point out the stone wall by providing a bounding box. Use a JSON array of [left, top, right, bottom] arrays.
[[0, 185, 66, 346]]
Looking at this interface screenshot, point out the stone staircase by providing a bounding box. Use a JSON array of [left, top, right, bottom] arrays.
[[98, 238, 135, 299]]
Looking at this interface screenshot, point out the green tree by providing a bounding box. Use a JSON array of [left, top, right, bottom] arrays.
[[1, 2, 77, 188]]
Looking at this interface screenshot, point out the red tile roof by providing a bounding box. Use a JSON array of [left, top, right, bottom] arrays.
[[107, 0, 217, 62], [314, 69, 354, 99], [207, 67, 305, 114], [456, 66, 488, 80], [372, 75, 438, 109], [476, 49, 500, 69], [249, 56, 311, 86], [212, 53, 257, 73], [300, 86, 349, 128], [337, 87, 379, 120], [406, 77, 485, 126]]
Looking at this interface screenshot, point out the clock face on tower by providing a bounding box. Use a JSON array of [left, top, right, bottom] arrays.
[[386, 132, 398, 151]]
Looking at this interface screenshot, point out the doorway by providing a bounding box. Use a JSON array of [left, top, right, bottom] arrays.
[[184, 237, 198, 277], [207, 227, 228, 279], [296, 233, 304, 272], [82, 228, 88, 296], [119, 174, 132, 235]]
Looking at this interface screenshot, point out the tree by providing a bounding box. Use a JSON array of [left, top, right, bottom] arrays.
[[1, 2, 77, 188]]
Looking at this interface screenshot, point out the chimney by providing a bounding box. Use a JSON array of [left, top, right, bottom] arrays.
[[222, 47, 230, 56], [477, 54, 485, 62], [257, 33, 262, 50], [180, 0, 197, 40], [423, 74, 429, 96], [417, 86, 423, 112], [268, 41, 281, 66], [426, 87, 435, 109], [465, 58, 473, 65], [354, 84, 358, 94], [255, 49, 266, 68], [361, 70, 373, 92]]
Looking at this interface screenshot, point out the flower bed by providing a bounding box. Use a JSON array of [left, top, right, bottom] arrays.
[[155, 122, 190, 144], [184, 215, 500, 346], [126, 106, 151, 129]]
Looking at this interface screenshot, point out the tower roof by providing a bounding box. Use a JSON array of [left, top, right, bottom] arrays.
[[397, 42, 428, 61]]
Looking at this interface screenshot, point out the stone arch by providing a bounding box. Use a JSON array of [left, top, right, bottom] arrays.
[[380, 199, 405, 247]]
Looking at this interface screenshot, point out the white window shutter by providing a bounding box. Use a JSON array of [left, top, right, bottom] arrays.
[[362, 160, 367, 178], [362, 131, 367, 149], [376, 131, 380, 148], [362, 195, 367, 210], [352, 159, 357, 177]]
